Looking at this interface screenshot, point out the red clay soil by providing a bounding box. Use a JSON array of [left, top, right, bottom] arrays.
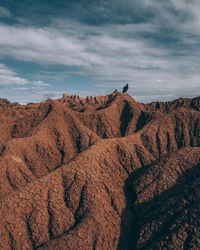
[[0, 91, 200, 249]]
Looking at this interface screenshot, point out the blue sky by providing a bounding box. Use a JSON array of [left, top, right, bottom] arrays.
[[0, 0, 200, 103]]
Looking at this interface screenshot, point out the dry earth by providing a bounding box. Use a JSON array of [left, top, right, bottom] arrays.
[[0, 91, 200, 249]]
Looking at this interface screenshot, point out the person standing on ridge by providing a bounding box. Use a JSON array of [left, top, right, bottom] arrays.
[[122, 84, 129, 93]]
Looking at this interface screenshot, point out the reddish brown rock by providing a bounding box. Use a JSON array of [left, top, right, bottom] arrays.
[[0, 91, 200, 249]]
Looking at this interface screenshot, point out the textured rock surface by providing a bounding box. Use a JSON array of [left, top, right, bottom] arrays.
[[0, 91, 200, 249]]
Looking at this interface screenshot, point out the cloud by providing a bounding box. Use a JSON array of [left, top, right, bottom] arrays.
[[0, 23, 169, 75], [0, 18, 199, 102], [43, 92, 56, 100], [0, 0, 200, 103], [31, 80, 50, 86], [0, 64, 51, 92], [0, 6, 11, 18], [0, 64, 28, 85]]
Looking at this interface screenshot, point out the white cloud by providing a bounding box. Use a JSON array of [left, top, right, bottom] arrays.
[[156, 0, 200, 35], [0, 64, 28, 85], [0, 64, 51, 91], [32, 80, 50, 86], [0, 23, 169, 80], [0, 25, 99, 67]]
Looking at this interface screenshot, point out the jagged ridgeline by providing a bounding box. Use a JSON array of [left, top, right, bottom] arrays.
[[0, 92, 200, 249], [60, 90, 121, 111]]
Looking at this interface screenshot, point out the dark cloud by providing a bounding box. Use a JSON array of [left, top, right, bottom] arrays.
[[0, 0, 195, 26]]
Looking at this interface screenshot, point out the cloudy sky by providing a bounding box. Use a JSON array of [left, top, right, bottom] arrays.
[[0, 0, 200, 103]]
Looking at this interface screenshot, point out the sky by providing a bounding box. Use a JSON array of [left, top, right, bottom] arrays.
[[0, 0, 200, 104]]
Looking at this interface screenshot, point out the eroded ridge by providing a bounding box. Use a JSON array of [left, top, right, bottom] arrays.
[[0, 93, 200, 249]]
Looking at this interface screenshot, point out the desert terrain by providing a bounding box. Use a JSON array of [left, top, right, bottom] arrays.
[[0, 91, 200, 249]]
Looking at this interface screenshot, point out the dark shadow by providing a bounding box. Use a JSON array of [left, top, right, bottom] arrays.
[[135, 111, 152, 133], [117, 172, 138, 249], [120, 101, 133, 137], [117, 163, 200, 249]]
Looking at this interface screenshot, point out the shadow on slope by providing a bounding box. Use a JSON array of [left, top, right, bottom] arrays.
[[120, 101, 133, 136], [118, 160, 200, 249]]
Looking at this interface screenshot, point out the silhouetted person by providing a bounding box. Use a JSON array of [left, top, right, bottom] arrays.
[[122, 84, 129, 93]]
